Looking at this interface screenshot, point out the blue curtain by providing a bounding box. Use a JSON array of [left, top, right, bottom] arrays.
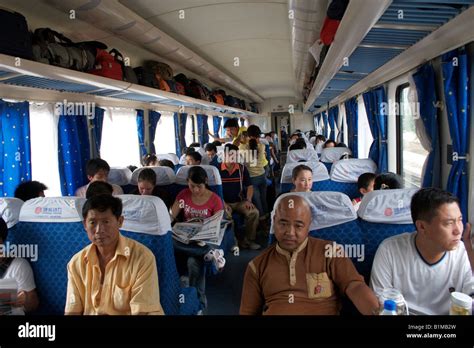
[[413, 63, 440, 188], [0, 101, 31, 197], [363, 86, 388, 172], [136, 109, 147, 158], [196, 114, 209, 145], [58, 114, 91, 196], [91, 107, 104, 158], [442, 48, 470, 222], [174, 113, 187, 156], [345, 97, 358, 158], [213, 116, 221, 138], [149, 110, 161, 154], [322, 111, 329, 138], [328, 107, 338, 141]]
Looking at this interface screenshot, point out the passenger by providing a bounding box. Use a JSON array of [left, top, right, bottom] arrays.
[[370, 188, 474, 315], [85, 181, 113, 199], [189, 142, 201, 148], [288, 142, 305, 151], [315, 135, 326, 154], [142, 153, 159, 167], [0, 217, 39, 314], [291, 165, 313, 192], [158, 159, 175, 172], [323, 140, 337, 149], [211, 140, 222, 147], [170, 166, 225, 311], [135, 168, 173, 209], [288, 133, 300, 146], [213, 118, 246, 146], [336, 143, 348, 148], [65, 194, 164, 315], [239, 131, 249, 146], [127, 165, 138, 173], [339, 153, 353, 160], [240, 195, 379, 315], [14, 181, 48, 201], [374, 172, 403, 190], [219, 144, 260, 250], [239, 125, 269, 220], [185, 152, 202, 166], [204, 143, 219, 167], [352, 173, 376, 210], [75, 159, 124, 197]]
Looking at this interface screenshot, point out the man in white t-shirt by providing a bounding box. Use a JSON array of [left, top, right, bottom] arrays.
[[0, 218, 39, 314], [370, 188, 474, 315], [75, 158, 123, 198]]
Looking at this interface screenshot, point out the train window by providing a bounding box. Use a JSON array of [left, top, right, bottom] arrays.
[[186, 114, 195, 146], [29, 103, 62, 196], [154, 112, 176, 155], [207, 116, 215, 141], [357, 95, 373, 158], [101, 108, 141, 167], [396, 84, 429, 188]]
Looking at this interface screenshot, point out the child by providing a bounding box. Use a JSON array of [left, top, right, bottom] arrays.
[[75, 159, 123, 197], [374, 172, 404, 190], [352, 172, 376, 210], [291, 165, 313, 192]]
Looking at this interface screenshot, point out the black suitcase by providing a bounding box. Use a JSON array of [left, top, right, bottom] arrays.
[[0, 9, 33, 59]]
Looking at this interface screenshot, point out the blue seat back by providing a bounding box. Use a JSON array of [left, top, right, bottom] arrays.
[[280, 161, 329, 193], [175, 165, 224, 199], [130, 166, 179, 200]]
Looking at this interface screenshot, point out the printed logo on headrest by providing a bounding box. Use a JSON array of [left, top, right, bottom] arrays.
[[35, 207, 42, 214], [384, 206, 410, 217], [384, 208, 393, 217], [34, 206, 63, 216]]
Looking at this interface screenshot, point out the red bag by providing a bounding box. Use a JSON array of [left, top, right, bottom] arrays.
[[320, 16, 340, 46], [88, 49, 123, 80]]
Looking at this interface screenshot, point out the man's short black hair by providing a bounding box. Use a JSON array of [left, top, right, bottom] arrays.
[[374, 172, 403, 190], [86, 158, 111, 177], [159, 159, 175, 171], [411, 188, 460, 226], [184, 147, 196, 155], [357, 172, 376, 190], [186, 151, 202, 163], [211, 140, 222, 146], [224, 143, 239, 152], [82, 194, 122, 220], [0, 217, 8, 243], [223, 118, 239, 129], [205, 143, 217, 153], [189, 142, 201, 148], [14, 181, 48, 201], [138, 168, 157, 185], [85, 181, 113, 199], [289, 142, 305, 151]]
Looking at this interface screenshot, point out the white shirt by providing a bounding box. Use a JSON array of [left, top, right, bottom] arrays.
[[1, 258, 36, 315], [370, 232, 474, 315], [75, 183, 124, 198]]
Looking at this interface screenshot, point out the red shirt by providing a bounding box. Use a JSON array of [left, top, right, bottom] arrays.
[[176, 188, 223, 221]]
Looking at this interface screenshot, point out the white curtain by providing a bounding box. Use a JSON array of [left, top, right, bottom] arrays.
[[154, 111, 176, 154]]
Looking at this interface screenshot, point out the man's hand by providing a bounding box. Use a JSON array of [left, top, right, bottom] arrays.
[[13, 291, 26, 307], [244, 200, 255, 210]]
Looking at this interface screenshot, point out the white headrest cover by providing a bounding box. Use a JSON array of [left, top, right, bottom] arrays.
[[176, 165, 222, 186], [157, 153, 179, 165], [280, 162, 329, 184], [320, 147, 352, 163], [270, 191, 356, 234], [119, 195, 170, 235], [108, 167, 132, 186], [130, 166, 176, 185], [179, 154, 187, 165], [330, 159, 377, 183], [0, 198, 24, 228], [358, 188, 418, 224], [19, 197, 85, 223], [286, 149, 319, 163]]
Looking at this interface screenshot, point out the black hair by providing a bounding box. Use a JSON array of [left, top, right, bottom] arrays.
[[82, 194, 122, 220], [374, 172, 403, 190], [339, 153, 353, 160], [323, 140, 337, 148], [315, 135, 326, 143], [411, 188, 460, 226], [247, 125, 261, 154], [159, 159, 175, 171], [295, 138, 307, 148], [225, 143, 239, 152], [223, 118, 239, 129], [86, 158, 111, 177], [127, 165, 138, 173], [189, 142, 201, 148], [85, 181, 113, 199], [357, 172, 377, 191], [14, 181, 48, 201], [187, 166, 208, 187], [211, 140, 222, 146], [142, 154, 158, 167], [336, 142, 348, 148], [138, 168, 157, 185], [186, 152, 202, 163], [205, 143, 217, 153], [292, 165, 313, 180], [289, 142, 306, 151], [0, 217, 7, 243], [184, 147, 196, 155]]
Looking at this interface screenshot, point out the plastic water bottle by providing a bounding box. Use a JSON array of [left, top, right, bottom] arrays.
[[380, 300, 397, 315]]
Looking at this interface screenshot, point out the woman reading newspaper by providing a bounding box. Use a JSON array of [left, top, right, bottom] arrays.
[[170, 166, 225, 313]]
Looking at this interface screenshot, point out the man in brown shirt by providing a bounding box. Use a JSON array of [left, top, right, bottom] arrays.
[[240, 195, 379, 315]]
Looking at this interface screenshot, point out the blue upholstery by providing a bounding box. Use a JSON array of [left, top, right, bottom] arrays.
[[322, 162, 332, 172], [7, 221, 90, 314], [313, 180, 359, 199]]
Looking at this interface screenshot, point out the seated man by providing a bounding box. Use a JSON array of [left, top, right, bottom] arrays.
[[370, 188, 474, 315], [240, 195, 379, 315], [75, 158, 124, 197], [185, 151, 202, 166], [204, 143, 219, 167], [14, 181, 48, 201], [0, 217, 39, 314], [219, 144, 260, 250], [65, 194, 164, 315]]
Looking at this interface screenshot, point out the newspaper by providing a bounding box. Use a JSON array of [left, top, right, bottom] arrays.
[[172, 210, 230, 246], [0, 279, 18, 315]]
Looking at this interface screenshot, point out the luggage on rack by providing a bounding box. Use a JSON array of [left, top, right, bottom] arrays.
[[0, 9, 33, 60]]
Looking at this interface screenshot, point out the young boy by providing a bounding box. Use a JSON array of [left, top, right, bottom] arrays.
[[352, 172, 376, 210], [75, 159, 124, 198]]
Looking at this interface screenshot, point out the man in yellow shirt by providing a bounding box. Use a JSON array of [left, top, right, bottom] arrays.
[[65, 194, 164, 315], [212, 118, 246, 146]]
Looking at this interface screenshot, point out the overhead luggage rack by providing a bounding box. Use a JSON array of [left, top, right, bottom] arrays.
[[0, 53, 261, 117]]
